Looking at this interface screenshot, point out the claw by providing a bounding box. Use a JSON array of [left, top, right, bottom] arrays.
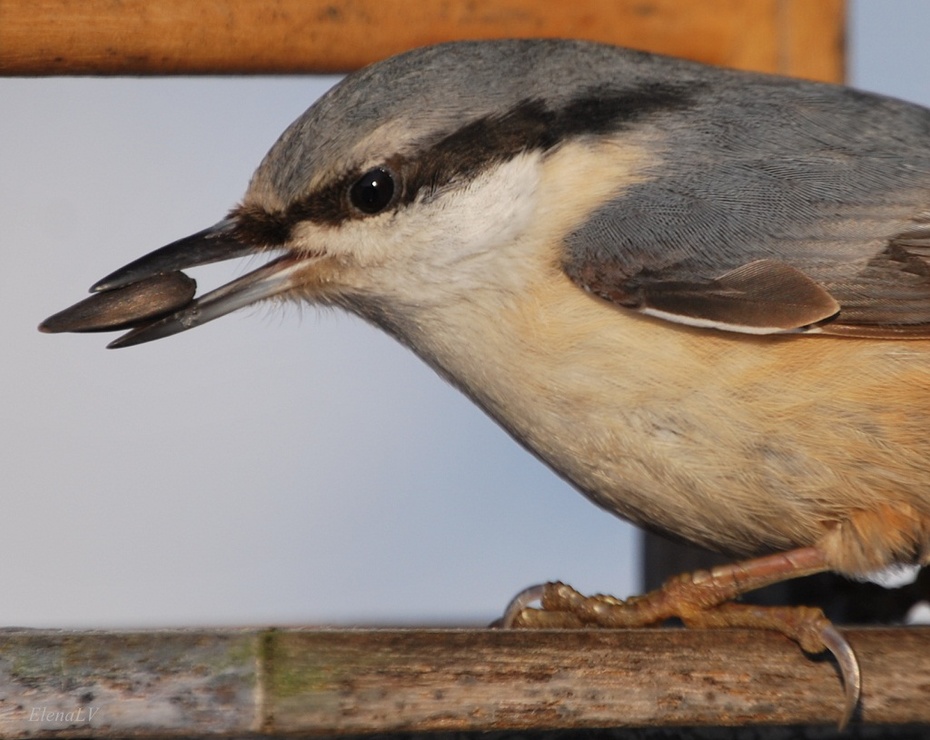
[[820, 623, 861, 729], [499, 583, 546, 628], [496, 560, 861, 728]]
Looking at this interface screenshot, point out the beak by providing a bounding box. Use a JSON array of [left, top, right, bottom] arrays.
[[40, 218, 315, 349]]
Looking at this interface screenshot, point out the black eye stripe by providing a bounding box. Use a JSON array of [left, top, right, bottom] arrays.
[[230, 82, 699, 243]]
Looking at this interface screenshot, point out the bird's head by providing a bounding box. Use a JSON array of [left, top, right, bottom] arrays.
[[40, 39, 700, 347]]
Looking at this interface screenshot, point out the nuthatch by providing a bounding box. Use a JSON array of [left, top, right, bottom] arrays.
[[41, 39, 930, 724]]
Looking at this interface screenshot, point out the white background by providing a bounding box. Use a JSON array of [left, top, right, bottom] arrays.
[[1, 1, 925, 627]]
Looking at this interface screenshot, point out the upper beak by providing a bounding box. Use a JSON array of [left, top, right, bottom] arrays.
[[39, 218, 313, 349]]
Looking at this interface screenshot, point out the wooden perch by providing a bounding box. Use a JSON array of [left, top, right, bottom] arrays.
[[0, 0, 844, 80], [0, 626, 926, 736]]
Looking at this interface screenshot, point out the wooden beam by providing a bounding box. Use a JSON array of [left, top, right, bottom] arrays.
[[0, 627, 926, 736], [0, 0, 844, 81]]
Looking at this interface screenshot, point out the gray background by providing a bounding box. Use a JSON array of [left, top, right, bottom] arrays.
[[1, 1, 925, 627]]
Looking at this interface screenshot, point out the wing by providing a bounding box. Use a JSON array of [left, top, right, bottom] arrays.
[[819, 229, 930, 336], [565, 226, 930, 338], [562, 77, 930, 338], [567, 256, 841, 334]]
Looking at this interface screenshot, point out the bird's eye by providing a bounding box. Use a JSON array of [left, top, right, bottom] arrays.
[[349, 167, 396, 215]]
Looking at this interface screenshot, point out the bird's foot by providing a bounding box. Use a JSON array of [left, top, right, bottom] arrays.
[[498, 548, 860, 728]]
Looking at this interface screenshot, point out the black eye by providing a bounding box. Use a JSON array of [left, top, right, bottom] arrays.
[[349, 167, 396, 214]]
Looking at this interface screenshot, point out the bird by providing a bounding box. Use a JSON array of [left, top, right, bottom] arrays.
[[40, 38, 930, 725]]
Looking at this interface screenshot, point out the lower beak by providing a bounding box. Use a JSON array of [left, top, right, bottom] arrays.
[[40, 218, 313, 349]]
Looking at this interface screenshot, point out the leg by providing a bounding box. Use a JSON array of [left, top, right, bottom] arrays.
[[499, 547, 860, 728]]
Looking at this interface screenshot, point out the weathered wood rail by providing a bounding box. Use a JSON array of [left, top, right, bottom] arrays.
[[0, 627, 926, 736], [0, 0, 843, 80]]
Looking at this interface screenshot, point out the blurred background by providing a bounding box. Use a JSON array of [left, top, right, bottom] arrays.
[[1, 0, 927, 628]]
